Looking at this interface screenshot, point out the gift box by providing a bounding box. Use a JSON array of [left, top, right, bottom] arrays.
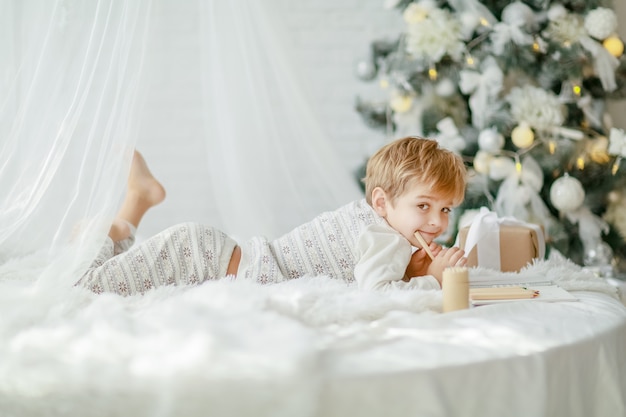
[[456, 208, 545, 272]]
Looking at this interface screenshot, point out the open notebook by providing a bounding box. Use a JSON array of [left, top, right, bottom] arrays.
[[469, 274, 578, 306]]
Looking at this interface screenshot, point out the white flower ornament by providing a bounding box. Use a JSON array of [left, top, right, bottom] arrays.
[[489, 2, 534, 55], [459, 56, 503, 129], [434, 117, 466, 154]]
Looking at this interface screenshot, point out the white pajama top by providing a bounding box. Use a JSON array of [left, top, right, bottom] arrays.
[[238, 198, 441, 290]]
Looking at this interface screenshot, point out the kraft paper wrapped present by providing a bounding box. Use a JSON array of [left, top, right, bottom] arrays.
[[455, 208, 545, 272]]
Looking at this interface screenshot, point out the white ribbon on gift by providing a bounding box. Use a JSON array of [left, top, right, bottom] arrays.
[[456, 207, 546, 271], [459, 56, 503, 129]]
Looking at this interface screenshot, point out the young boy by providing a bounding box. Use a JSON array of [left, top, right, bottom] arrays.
[[77, 136, 467, 295]]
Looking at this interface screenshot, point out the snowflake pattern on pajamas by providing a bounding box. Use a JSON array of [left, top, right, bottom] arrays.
[[76, 222, 237, 296], [240, 199, 383, 284]]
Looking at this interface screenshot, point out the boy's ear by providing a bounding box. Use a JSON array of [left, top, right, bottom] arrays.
[[371, 187, 388, 217]]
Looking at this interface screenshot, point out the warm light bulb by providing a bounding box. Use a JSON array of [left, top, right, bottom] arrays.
[[576, 156, 585, 170], [511, 123, 534, 148], [572, 84, 581, 96], [613, 158, 621, 175], [548, 140, 556, 155], [603, 36, 624, 57], [466, 55, 475, 67], [428, 67, 438, 81], [479, 17, 489, 27]]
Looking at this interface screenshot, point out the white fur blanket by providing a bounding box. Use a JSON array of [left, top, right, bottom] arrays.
[[0, 257, 624, 417]]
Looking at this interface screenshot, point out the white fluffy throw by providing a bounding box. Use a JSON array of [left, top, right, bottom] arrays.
[[0, 257, 623, 417]]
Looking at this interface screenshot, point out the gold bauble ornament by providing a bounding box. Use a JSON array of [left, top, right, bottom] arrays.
[[511, 123, 535, 148], [603, 36, 624, 57], [390, 94, 413, 113], [588, 136, 610, 164], [472, 150, 492, 174]]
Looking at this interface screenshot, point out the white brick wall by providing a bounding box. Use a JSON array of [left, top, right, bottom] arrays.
[[276, 0, 401, 166], [135, 0, 401, 238]]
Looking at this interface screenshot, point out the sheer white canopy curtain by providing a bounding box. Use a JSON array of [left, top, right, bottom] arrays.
[[0, 0, 152, 289], [0, 0, 362, 288]]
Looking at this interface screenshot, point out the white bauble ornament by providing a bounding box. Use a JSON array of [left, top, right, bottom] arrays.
[[501, 2, 535, 26], [547, 4, 567, 21], [435, 78, 456, 97], [478, 128, 504, 153], [584, 8, 618, 41], [550, 174, 585, 212], [473, 150, 492, 174], [488, 156, 515, 180], [511, 123, 534, 148]]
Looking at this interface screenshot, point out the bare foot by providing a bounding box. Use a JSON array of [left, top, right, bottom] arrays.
[[127, 150, 166, 207], [115, 150, 166, 228]]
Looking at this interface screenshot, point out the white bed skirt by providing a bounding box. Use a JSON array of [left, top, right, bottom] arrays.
[[0, 259, 624, 417]]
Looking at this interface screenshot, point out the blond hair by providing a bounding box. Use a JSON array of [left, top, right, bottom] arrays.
[[363, 136, 467, 206]]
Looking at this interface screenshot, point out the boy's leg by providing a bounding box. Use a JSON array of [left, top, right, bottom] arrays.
[[76, 151, 239, 295], [108, 150, 166, 241], [77, 223, 237, 295]]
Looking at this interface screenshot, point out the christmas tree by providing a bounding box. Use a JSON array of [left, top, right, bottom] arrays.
[[355, 0, 626, 275]]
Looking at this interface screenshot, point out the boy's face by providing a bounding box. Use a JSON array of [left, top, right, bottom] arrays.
[[371, 182, 454, 248]]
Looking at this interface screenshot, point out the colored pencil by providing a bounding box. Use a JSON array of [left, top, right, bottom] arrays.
[[414, 231, 435, 260]]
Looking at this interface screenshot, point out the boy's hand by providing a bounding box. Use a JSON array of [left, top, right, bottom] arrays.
[[427, 247, 467, 285], [404, 242, 442, 279]]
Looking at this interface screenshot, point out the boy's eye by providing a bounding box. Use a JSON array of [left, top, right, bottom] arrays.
[[442, 207, 452, 214], [417, 204, 430, 210]]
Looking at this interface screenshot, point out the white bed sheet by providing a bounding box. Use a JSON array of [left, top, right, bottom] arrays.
[[0, 259, 624, 417]]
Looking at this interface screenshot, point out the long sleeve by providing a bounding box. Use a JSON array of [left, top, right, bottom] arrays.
[[354, 223, 440, 291]]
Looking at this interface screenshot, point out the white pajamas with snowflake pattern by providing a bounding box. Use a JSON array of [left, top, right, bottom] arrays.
[[78, 199, 440, 295]]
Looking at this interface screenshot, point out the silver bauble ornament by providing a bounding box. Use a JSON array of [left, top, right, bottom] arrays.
[[354, 59, 377, 81], [583, 241, 615, 277], [501, 2, 535, 26]]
